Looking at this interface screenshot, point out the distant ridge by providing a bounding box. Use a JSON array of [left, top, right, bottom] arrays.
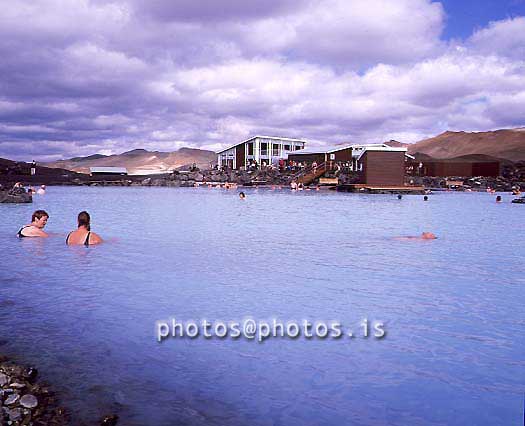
[[45, 147, 217, 175], [408, 128, 525, 162]]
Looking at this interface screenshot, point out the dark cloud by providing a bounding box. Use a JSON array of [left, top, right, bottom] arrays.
[[130, 0, 306, 23]]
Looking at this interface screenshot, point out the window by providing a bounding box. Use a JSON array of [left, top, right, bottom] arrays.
[[284, 145, 291, 151], [272, 144, 280, 156], [260, 142, 268, 155], [247, 143, 254, 155]]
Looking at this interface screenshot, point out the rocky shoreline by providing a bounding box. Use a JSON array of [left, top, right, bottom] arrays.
[[0, 191, 32, 204], [2, 166, 524, 195], [0, 356, 120, 426], [0, 356, 69, 426]]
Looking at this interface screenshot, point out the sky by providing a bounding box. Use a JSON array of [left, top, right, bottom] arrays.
[[1, 0, 525, 161]]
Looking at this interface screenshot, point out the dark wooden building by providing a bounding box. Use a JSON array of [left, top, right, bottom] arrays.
[[408, 155, 501, 177], [288, 144, 408, 186]]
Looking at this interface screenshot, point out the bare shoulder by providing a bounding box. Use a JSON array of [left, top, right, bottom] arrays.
[[89, 232, 103, 244], [24, 226, 49, 238]]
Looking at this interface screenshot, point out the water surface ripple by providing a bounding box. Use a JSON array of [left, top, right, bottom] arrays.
[[0, 187, 523, 425]]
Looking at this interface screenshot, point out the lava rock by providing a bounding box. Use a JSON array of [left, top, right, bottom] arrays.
[[10, 382, 25, 389], [20, 394, 38, 409], [6, 407, 22, 421], [100, 414, 119, 425], [24, 367, 38, 383], [5, 393, 20, 405]]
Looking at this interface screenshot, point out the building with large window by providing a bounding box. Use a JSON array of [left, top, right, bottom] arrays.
[[216, 136, 306, 169]]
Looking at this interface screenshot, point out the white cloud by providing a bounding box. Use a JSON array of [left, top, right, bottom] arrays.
[[0, 1, 525, 160], [468, 16, 525, 59]]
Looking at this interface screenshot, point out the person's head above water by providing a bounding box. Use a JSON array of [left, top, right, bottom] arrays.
[[31, 210, 49, 228], [77, 211, 91, 230], [423, 195, 428, 201], [397, 194, 402, 199], [239, 192, 246, 199], [496, 195, 502, 202], [421, 232, 437, 240]]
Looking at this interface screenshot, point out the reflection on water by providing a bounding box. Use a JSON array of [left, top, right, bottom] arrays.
[[0, 187, 524, 426]]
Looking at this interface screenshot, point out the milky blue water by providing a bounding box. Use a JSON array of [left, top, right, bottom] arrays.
[[0, 187, 523, 426]]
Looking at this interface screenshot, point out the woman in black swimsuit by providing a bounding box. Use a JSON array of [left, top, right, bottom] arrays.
[[17, 210, 49, 238], [66, 211, 103, 246]]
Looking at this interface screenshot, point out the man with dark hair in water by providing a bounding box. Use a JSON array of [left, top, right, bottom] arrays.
[[17, 210, 49, 238]]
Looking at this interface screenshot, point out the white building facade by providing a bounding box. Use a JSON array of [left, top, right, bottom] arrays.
[[217, 136, 306, 169]]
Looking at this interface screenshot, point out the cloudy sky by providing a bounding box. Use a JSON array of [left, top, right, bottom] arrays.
[[1, 0, 524, 161]]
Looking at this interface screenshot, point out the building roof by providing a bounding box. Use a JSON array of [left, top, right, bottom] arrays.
[[90, 167, 128, 174], [289, 143, 408, 158], [288, 143, 354, 155], [216, 135, 307, 154]]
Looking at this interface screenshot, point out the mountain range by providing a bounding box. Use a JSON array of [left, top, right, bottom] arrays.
[[406, 128, 525, 162], [44, 147, 217, 175], [13, 127, 525, 176]]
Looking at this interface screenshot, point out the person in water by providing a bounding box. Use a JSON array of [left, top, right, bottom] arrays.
[[18, 210, 49, 238], [239, 192, 246, 199], [66, 211, 103, 246], [496, 195, 502, 203], [395, 232, 437, 241]]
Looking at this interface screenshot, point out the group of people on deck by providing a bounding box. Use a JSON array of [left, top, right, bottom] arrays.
[[18, 210, 103, 246]]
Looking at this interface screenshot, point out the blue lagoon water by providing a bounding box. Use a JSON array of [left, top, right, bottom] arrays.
[[0, 187, 523, 425]]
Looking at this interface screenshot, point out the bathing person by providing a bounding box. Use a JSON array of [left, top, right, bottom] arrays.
[[421, 232, 437, 239], [9, 182, 26, 195], [36, 185, 46, 195], [496, 195, 502, 203], [18, 210, 49, 238], [423, 195, 428, 201], [397, 194, 402, 200], [239, 192, 246, 199], [66, 211, 103, 246], [395, 232, 437, 241]]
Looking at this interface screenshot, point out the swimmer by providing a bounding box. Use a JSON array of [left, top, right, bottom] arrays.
[[66, 211, 103, 246], [36, 184, 46, 195], [421, 232, 437, 239], [423, 195, 428, 201], [397, 194, 402, 200], [17, 210, 49, 238], [239, 192, 246, 200], [496, 195, 502, 203], [395, 232, 437, 241]]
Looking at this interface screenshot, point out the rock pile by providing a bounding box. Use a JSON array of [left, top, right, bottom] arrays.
[[0, 190, 32, 203], [0, 358, 69, 425], [408, 175, 524, 191]]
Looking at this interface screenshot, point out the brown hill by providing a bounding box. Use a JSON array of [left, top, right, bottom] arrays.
[[45, 147, 217, 175], [408, 128, 525, 162]]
